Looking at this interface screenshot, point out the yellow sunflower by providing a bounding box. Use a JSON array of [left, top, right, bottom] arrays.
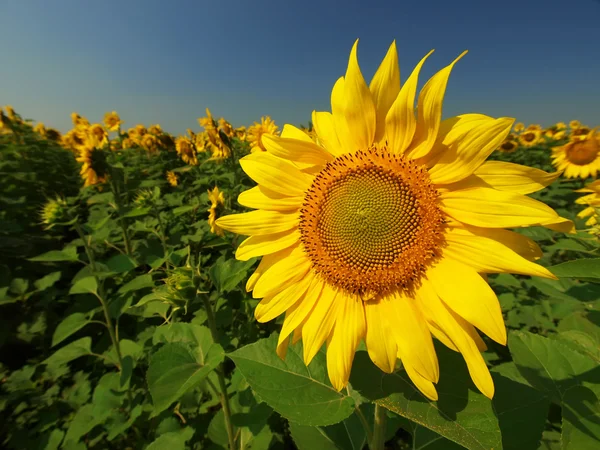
[[62, 128, 89, 152], [148, 124, 163, 135], [198, 108, 218, 131], [575, 180, 600, 227], [175, 136, 198, 165], [103, 111, 122, 132], [76, 146, 108, 187], [498, 140, 518, 153], [555, 122, 567, 130], [572, 125, 591, 137], [208, 186, 225, 236], [247, 116, 279, 152], [526, 124, 542, 131], [215, 40, 572, 400], [235, 126, 248, 141], [141, 133, 160, 153], [5, 105, 16, 120], [513, 122, 524, 133], [166, 170, 179, 187], [569, 120, 581, 129], [121, 137, 134, 149], [0, 109, 6, 129], [519, 129, 541, 147], [552, 130, 600, 178], [219, 118, 235, 138], [71, 112, 90, 128], [88, 123, 109, 148], [34, 122, 47, 137]]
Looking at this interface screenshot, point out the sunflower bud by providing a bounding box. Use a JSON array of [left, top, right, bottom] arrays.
[[40, 197, 70, 230]]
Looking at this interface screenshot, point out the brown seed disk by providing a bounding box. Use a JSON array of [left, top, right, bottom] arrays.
[[299, 146, 446, 297]]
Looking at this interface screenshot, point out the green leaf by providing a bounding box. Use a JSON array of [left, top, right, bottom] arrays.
[[172, 205, 197, 216], [145, 427, 195, 450], [28, 246, 79, 262], [152, 323, 213, 348], [147, 341, 224, 415], [548, 258, 600, 283], [349, 345, 502, 450], [43, 337, 92, 369], [51, 313, 90, 347], [209, 256, 256, 293], [69, 276, 98, 295], [34, 271, 61, 291], [9, 278, 28, 295], [105, 254, 138, 273], [228, 334, 355, 427], [122, 206, 151, 218], [118, 274, 154, 294]]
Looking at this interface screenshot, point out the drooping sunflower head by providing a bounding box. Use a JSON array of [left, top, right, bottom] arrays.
[[166, 170, 179, 187], [247, 116, 279, 152], [207, 186, 225, 236], [513, 122, 525, 133], [216, 40, 572, 400], [218, 118, 235, 138], [498, 139, 518, 153], [103, 111, 122, 132], [198, 108, 217, 130], [71, 112, 90, 128], [45, 128, 62, 142], [175, 136, 198, 165], [40, 196, 69, 230], [552, 130, 600, 179], [76, 146, 109, 187], [519, 129, 541, 147]]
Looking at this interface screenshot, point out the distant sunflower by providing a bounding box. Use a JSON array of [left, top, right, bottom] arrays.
[[175, 136, 198, 165], [103, 111, 122, 132], [498, 140, 518, 153], [519, 129, 541, 147], [166, 170, 179, 187], [76, 146, 108, 187], [141, 133, 160, 153], [207, 186, 225, 236], [89, 124, 109, 147], [552, 130, 600, 178], [235, 126, 247, 141], [216, 40, 572, 400], [513, 122, 525, 133], [71, 112, 90, 128], [526, 124, 542, 131], [34, 122, 46, 137], [247, 116, 279, 152], [569, 120, 581, 129], [555, 122, 567, 130], [148, 124, 163, 136], [121, 137, 134, 149], [575, 180, 600, 226], [572, 125, 591, 137], [198, 108, 218, 131], [218, 118, 235, 138], [5, 105, 17, 121]]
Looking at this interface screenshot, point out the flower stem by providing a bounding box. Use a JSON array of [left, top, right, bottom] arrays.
[[370, 404, 387, 450], [200, 292, 236, 450], [108, 169, 133, 256]]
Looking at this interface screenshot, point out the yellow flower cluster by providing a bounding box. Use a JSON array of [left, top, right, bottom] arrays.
[[247, 116, 279, 152], [575, 180, 600, 230], [207, 186, 225, 236]]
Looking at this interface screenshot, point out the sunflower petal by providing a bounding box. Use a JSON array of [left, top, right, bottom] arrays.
[[252, 245, 312, 299], [441, 187, 560, 228], [246, 250, 287, 292], [330, 77, 355, 153], [281, 124, 314, 143], [472, 161, 560, 194], [302, 283, 339, 365], [236, 229, 301, 261], [365, 298, 398, 373], [216, 210, 299, 236], [262, 134, 334, 165], [237, 186, 302, 211], [407, 51, 468, 160], [343, 39, 376, 150], [279, 277, 324, 344], [239, 152, 313, 196], [386, 50, 434, 155], [403, 362, 439, 401], [369, 41, 400, 143], [255, 271, 314, 323], [427, 258, 506, 345], [326, 293, 366, 391], [312, 111, 344, 157]]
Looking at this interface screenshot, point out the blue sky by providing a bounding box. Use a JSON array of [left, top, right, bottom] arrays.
[[1, 0, 598, 135]]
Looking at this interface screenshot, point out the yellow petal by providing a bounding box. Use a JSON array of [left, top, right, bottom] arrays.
[[427, 320, 458, 352], [428, 117, 514, 185], [246, 249, 287, 292], [427, 258, 506, 345], [255, 271, 314, 323], [381, 292, 439, 383], [541, 216, 576, 234], [326, 293, 366, 391], [472, 161, 560, 194], [386, 50, 434, 155], [441, 187, 560, 228], [369, 41, 400, 143], [239, 152, 313, 196], [330, 77, 355, 153], [279, 277, 324, 344], [445, 227, 556, 279], [252, 244, 312, 299], [280, 124, 313, 143], [312, 110, 344, 157], [302, 283, 339, 365], [262, 134, 334, 165], [236, 229, 301, 261], [216, 210, 299, 236], [416, 280, 495, 399], [237, 186, 303, 211], [407, 51, 468, 160], [343, 39, 376, 150], [365, 298, 398, 373], [403, 362, 438, 401]]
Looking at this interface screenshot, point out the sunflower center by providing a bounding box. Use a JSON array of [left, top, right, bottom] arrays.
[[566, 139, 599, 165], [299, 147, 445, 297], [523, 132, 535, 142]]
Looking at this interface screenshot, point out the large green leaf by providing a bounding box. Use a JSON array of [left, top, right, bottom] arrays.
[[145, 427, 195, 450], [147, 341, 224, 415], [105, 254, 138, 273], [43, 337, 92, 369], [228, 334, 355, 427], [51, 313, 90, 347], [209, 256, 256, 293], [28, 246, 79, 262], [509, 331, 600, 449], [548, 258, 600, 283], [118, 274, 154, 294], [69, 276, 98, 295]]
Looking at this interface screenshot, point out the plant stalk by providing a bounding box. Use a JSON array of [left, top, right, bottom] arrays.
[[370, 404, 387, 450], [108, 169, 133, 256]]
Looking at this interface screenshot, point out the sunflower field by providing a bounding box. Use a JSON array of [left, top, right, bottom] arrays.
[[1, 43, 599, 450]]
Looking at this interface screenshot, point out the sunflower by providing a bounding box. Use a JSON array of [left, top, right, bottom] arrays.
[[103, 111, 122, 132], [71, 112, 90, 128], [128, 124, 148, 143], [34, 122, 46, 137], [148, 124, 163, 135], [219, 118, 235, 138], [175, 136, 198, 165], [198, 108, 218, 131], [552, 130, 600, 178], [5, 105, 16, 120], [215, 40, 572, 400], [518, 129, 541, 147], [572, 125, 591, 137], [0, 109, 6, 129], [62, 128, 89, 152], [141, 133, 160, 153], [555, 122, 567, 130], [513, 122, 524, 133], [121, 137, 134, 149], [247, 116, 279, 152], [498, 140, 518, 153], [88, 123, 109, 148], [76, 146, 108, 187], [575, 180, 600, 227], [208, 186, 225, 236], [40, 197, 69, 230], [45, 128, 62, 142], [569, 120, 581, 129], [526, 124, 542, 131], [166, 170, 179, 187], [235, 126, 247, 141]]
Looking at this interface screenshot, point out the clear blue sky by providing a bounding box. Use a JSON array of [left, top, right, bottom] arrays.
[[1, 0, 598, 135]]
